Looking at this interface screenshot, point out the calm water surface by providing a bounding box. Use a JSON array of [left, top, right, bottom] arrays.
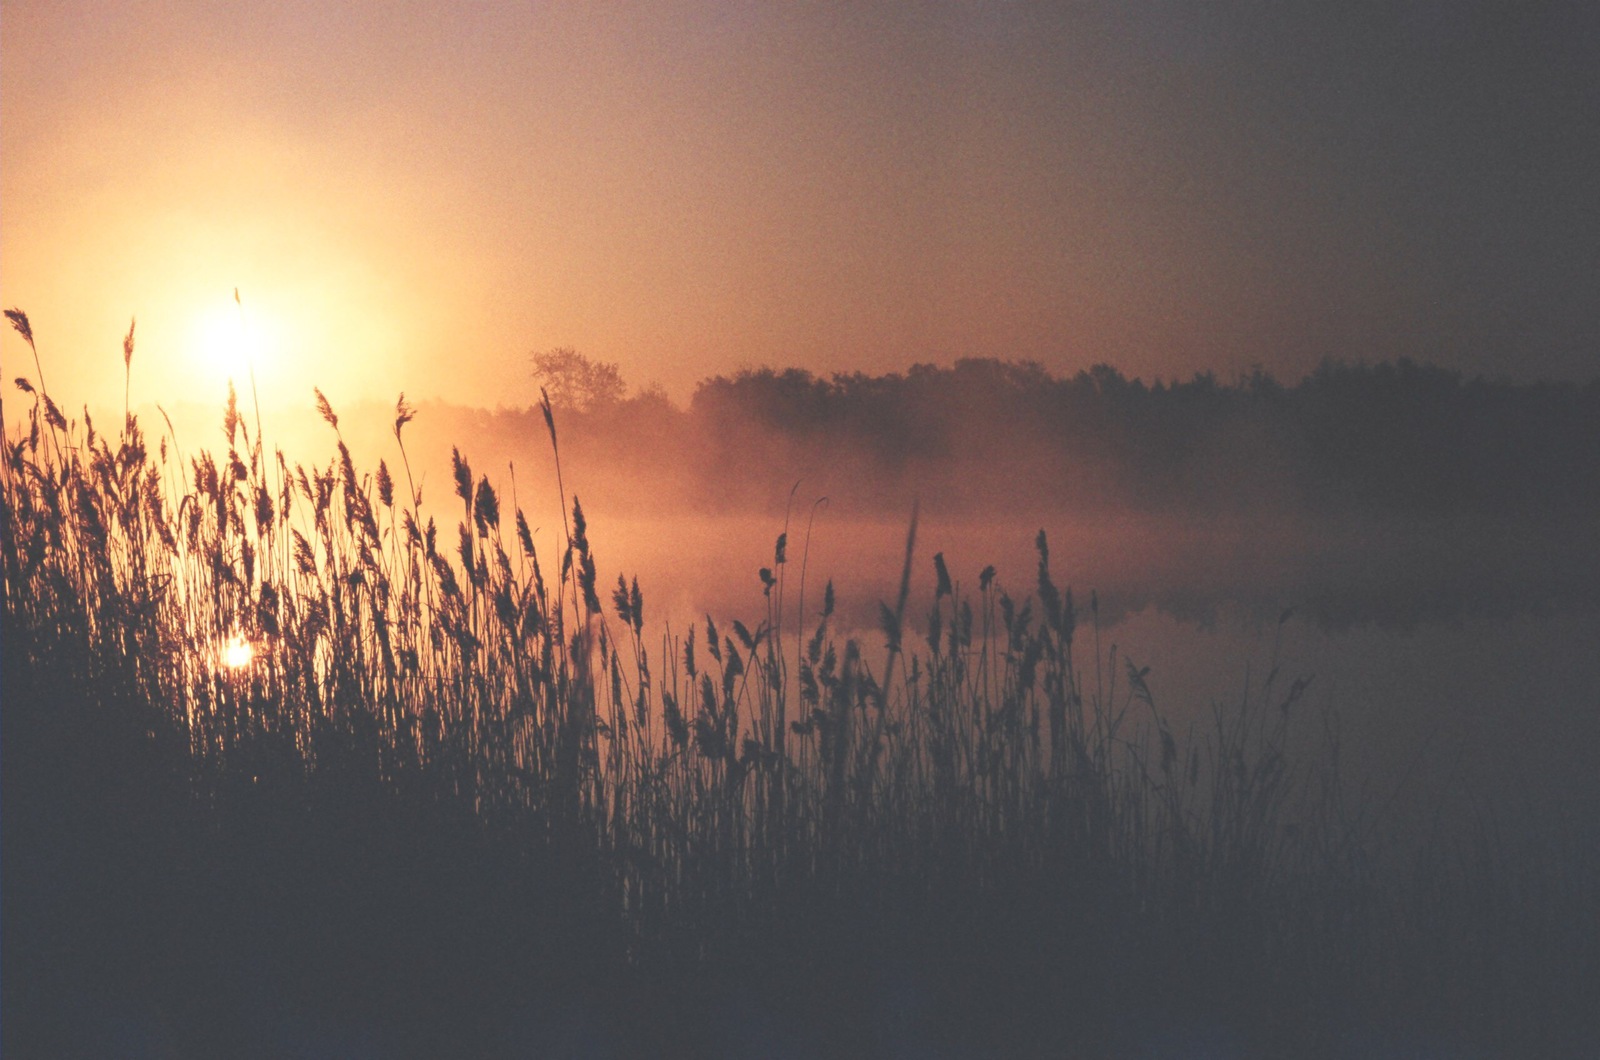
[[587, 510, 1600, 833]]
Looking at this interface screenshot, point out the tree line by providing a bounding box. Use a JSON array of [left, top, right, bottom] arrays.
[[508, 354, 1600, 519]]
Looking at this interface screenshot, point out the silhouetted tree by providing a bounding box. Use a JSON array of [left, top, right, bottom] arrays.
[[531, 347, 626, 411]]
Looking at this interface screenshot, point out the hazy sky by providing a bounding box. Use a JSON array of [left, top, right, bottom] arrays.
[[3, 1, 1597, 412]]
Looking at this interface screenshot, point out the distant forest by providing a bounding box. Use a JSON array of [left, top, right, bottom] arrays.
[[309, 358, 1600, 522]]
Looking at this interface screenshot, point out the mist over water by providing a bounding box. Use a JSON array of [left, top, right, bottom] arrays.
[[151, 359, 1600, 831], [581, 509, 1600, 832], [16, 353, 1600, 1053]]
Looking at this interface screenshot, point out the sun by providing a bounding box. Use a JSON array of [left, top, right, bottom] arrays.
[[188, 296, 270, 388]]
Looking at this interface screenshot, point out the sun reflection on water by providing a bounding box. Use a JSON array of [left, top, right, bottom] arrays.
[[221, 634, 255, 669]]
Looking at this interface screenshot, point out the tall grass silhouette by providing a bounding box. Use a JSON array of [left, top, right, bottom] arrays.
[[2, 309, 1595, 1057]]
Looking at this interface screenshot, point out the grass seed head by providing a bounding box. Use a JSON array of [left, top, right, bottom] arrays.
[[314, 388, 338, 430]]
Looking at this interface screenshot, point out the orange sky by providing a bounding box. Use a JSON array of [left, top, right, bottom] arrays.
[[4, 2, 1598, 415]]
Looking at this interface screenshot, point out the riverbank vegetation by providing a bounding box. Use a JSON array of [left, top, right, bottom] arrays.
[[4, 311, 1595, 1057]]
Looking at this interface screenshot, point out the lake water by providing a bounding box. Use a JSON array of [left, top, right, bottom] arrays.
[[582, 509, 1600, 837], [148, 400, 1600, 836]]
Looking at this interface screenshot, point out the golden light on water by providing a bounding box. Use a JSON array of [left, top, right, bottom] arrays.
[[221, 634, 255, 670]]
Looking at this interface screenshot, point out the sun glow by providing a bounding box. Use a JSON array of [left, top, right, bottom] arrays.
[[221, 634, 256, 669], [188, 297, 271, 390]]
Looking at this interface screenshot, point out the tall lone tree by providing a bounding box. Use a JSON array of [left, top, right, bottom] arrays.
[[531, 347, 626, 412]]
